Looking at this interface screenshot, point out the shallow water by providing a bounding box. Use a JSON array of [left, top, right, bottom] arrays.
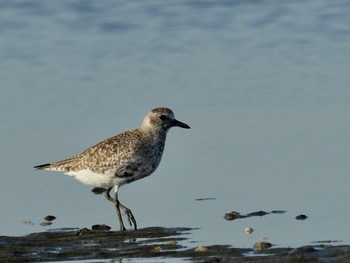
[[1, 0, 350, 254]]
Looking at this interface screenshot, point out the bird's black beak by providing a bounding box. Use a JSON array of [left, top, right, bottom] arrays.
[[173, 119, 191, 129]]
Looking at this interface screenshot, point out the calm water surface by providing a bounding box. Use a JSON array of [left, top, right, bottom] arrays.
[[1, 0, 350, 251]]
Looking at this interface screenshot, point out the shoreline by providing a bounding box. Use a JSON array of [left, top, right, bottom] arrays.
[[1, 227, 350, 262]]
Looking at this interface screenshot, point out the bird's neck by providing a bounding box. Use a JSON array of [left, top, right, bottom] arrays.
[[140, 126, 167, 145]]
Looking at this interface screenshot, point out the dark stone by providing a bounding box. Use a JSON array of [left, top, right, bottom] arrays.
[[296, 214, 308, 220]]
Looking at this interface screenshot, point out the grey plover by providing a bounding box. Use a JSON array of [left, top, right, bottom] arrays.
[[34, 107, 190, 231]]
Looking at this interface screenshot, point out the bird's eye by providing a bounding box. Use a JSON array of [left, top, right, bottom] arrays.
[[159, 115, 167, 120]]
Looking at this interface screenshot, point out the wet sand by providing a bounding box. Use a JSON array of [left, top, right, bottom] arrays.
[[1, 227, 350, 262]]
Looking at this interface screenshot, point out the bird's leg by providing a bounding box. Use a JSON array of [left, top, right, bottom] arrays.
[[104, 187, 137, 231], [114, 197, 127, 231], [104, 187, 126, 231], [112, 190, 137, 230]]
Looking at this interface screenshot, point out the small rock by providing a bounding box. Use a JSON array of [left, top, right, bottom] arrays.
[[195, 246, 209, 252], [91, 224, 111, 231], [166, 240, 177, 246], [224, 211, 241, 221], [244, 227, 254, 235], [44, 215, 56, 221], [295, 214, 308, 220], [153, 246, 162, 252], [254, 241, 272, 250]]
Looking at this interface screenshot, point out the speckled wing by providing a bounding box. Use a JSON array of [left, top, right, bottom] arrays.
[[77, 129, 146, 175]]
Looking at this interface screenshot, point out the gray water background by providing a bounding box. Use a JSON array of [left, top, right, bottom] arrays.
[[1, 0, 350, 249]]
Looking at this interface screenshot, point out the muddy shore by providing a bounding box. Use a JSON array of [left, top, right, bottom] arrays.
[[1, 227, 350, 262]]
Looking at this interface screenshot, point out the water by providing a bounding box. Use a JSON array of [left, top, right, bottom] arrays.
[[1, 0, 350, 251]]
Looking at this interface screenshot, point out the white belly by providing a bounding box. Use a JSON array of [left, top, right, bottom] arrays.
[[65, 169, 124, 188]]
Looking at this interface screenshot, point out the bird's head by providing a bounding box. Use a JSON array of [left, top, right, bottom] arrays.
[[141, 107, 190, 132]]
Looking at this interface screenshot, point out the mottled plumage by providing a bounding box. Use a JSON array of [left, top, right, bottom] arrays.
[[34, 107, 190, 230]]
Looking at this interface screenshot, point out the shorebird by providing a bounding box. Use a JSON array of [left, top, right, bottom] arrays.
[[34, 107, 190, 231]]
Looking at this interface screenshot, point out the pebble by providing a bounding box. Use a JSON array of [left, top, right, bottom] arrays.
[[166, 240, 177, 246], [224, 211, 241, 221], [254, 241, 272, 250], [195, 246, 209, 252], [153, 246, 162, 252], [296, 214, 308, 220], [44, 215, 56, 221], [244, 227, 254, 235], [91, 224, 111, 231]]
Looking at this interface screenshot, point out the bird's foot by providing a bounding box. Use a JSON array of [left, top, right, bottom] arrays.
[[120, 203, 137, 230]]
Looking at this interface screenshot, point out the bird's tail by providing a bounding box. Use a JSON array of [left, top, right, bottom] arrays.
[[34, 155, 80, 172], [34, 163, 52, 170]]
